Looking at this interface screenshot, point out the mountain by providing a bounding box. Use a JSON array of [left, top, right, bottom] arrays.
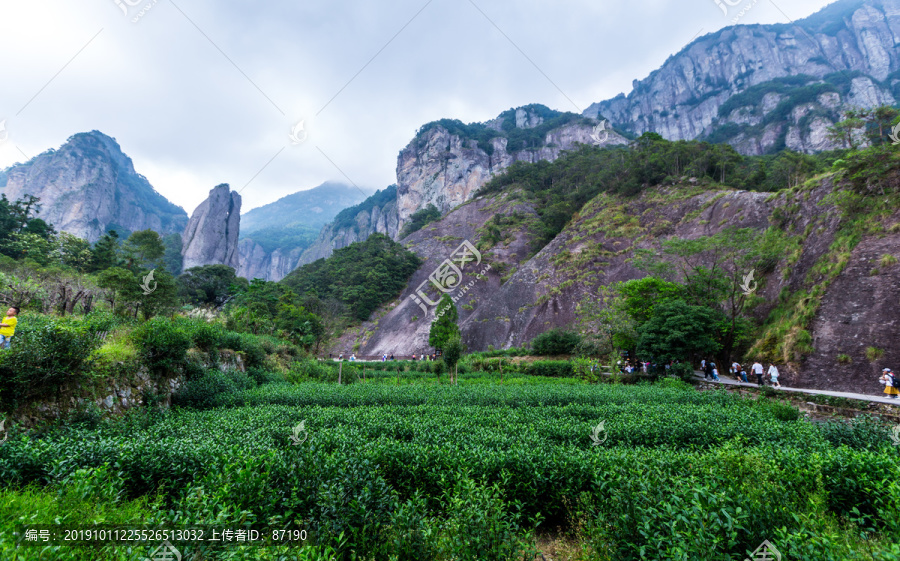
[[240, 181, 368, 235], [331, 164, 900, 395], [292, 105, 626, 268], [0, 131, 187, 242], [182, 184, 241, 271], [236, 182, 369, 281], [583, 0, 900, 154]]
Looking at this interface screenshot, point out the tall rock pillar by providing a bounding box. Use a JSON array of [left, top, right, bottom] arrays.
[[181, 184, 241, 270]]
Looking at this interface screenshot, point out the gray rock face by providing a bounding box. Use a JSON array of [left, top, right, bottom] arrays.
[[583, 0, 900, 153], [0, 131, 187, 242], [237, 238, 307, 281], [297, 195, 401, 267], [294, 107, 626, 270], [396, 115, 626, 228], [182, 184, 241, 270]]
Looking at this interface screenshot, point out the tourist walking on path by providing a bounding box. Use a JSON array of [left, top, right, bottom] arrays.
[[701, 359, 707, 378], [752, 361, 765, 386], [768, 364, 781, 387], [881, 369, 899, 399], [704, 360, 714, 380]]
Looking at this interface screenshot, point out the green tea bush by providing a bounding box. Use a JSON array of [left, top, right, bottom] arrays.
[[131, 317, 192, 376], [0, 314, 101, 405], [525, 360, 572, 377], [818, 414, 890, 451], [173, 369, 256, 409], [437, 474, 533, 561]]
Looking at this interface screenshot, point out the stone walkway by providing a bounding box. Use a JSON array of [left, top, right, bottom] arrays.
[[693, 372, 900, 405]]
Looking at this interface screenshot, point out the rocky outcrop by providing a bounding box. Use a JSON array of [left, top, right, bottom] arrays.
[[334, 174, 900, 396], [293, 107, 626, 270], [396, 108, 627, 227], [0, 131, 187, 242], [182, 184, 241, 271], [237, 239, 307, 281], [583, 0, 900, 153], [296, 193, 401, 266]]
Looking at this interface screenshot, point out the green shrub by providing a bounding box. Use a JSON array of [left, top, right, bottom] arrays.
[[173, 369, 255, 409], [131, 317, 192, 376], [0, 314, 101, 405], [438, 474, 533, 561], [525, 360, 572, 377], [669, 362, 695, 382], [530, 328, 581, 355]]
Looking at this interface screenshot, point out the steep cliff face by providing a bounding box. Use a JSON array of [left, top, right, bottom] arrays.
[[0, 131, 187, 242], [293, 106, 626, 270], [182, 184, 241, 270], [296, 190, 401, 266], [396, 106, 627, 227], [237, 239, 307, 281], [335, 174, 900, 396], [584, 0, 900, 153]]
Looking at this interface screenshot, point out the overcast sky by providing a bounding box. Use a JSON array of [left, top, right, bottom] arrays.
[[0, 0, 836, 214]]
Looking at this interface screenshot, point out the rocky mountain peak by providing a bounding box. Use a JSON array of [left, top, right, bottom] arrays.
[[182, 184, 241, 271], [583, 0, 900, 154], [0, 130, 187, 242]]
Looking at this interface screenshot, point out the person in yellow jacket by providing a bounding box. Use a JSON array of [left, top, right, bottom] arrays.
[[0, 306, 19, 350]]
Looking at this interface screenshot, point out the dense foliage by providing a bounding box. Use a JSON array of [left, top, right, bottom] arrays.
[[281, 234, 422, 321], [417, 104, 592, 155], [530, 328, 581, 356], [400, 204, 441, 238], [478, 134, 835, 248]]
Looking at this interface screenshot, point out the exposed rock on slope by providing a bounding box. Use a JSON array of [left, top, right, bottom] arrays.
[[0, 131, 187, 242], [396, 106, 627, 228], [584, 0, 900, 153], [237, 239, 307, 281], [237, 182, 368, 281], [294, 106, 625, 269], [336, 176, 900, 396], [182, 184, 241, 270], [295, 186, 402, 267]]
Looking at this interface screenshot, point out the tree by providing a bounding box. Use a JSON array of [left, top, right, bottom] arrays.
[[162, 233, 183, 276], [429, 294, 460, 350], [616, 277, 683, 325], [576, 285, 637, 361], [52, 232, 93, 272], [631, 227, 781, 365], [121, 229, 165, 270], [443, 335, 464, 385], [827, 112, 866, 150], [97, 266, 142, 316], [90, 230, 121, 272], [178, 265, 243, 306], [530, 328, 580, 356], [636, 300, 721, 362], [138, 269, 179, 319]]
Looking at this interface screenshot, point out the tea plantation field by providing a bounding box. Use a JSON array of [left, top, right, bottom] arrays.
[[1, 374, 899, 560]]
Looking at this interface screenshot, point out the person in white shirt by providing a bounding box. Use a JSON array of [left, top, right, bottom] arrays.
[[767, 364, 781, 387], [880, 369, 899, 399], [751, 361, 764, 386]]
